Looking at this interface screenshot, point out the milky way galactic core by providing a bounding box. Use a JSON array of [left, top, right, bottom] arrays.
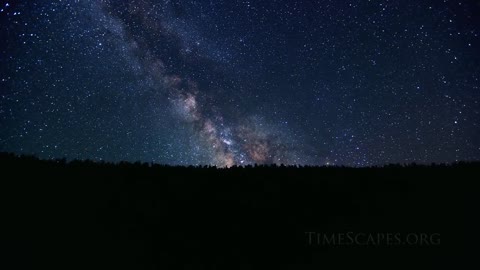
[[1, 1, 479, 166]]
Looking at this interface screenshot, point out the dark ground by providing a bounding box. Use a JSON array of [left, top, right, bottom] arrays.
[[0, 153, 478, 269]]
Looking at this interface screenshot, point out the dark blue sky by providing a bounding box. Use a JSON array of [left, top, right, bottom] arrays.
[[1, 0, 479, 166]]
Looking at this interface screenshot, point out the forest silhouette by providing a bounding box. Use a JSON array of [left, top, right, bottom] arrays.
[[1, 152, 477, 269]]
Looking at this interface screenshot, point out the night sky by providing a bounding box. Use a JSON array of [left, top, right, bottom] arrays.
[[1, 0, 479, 166]]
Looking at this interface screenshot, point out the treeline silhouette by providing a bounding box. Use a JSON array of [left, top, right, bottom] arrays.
[[0, 152, 478, 269], [1, 152, 477, 169]]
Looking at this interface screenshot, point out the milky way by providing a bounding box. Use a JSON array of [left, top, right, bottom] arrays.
[[95, 0, 300, 166], [1, 0, 479, 166]]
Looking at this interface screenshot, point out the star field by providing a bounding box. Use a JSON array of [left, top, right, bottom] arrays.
[[1, 0, 479, 166]]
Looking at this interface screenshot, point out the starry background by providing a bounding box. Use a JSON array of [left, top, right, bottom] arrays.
[[0, 0, 479, 166]]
